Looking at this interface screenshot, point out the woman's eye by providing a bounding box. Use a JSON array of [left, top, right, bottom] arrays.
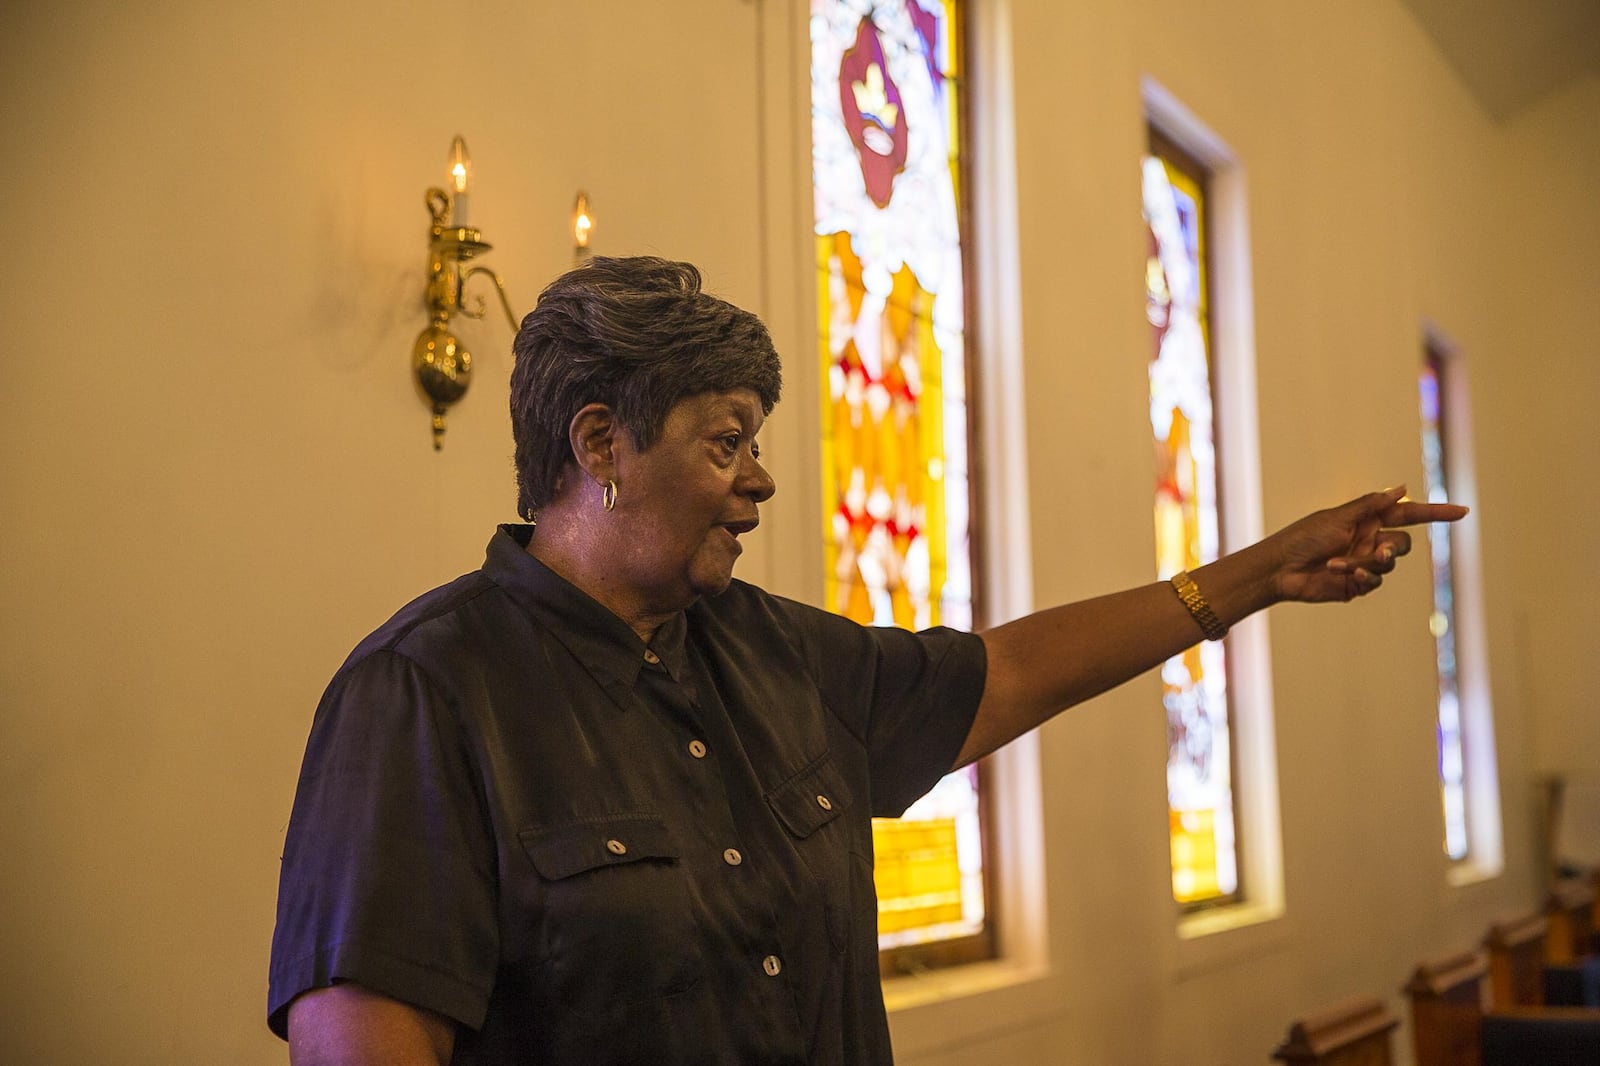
[[750, 441, 761, 460]]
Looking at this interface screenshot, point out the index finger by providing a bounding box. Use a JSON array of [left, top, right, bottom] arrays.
[[1381, 500, 1468, 526]]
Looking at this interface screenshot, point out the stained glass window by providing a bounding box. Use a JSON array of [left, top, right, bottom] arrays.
[[1420, 346, 1467, 860], [810, 0, 987, 958], [1142, 137, 1239, 906]]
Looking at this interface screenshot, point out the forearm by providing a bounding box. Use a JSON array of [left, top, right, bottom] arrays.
[[957, 540, 1280, 766]]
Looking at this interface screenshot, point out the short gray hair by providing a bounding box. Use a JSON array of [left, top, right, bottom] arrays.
[[510, 256, 783, 515]]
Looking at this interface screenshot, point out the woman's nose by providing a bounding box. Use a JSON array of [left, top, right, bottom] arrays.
[[744, 456, 776, 502]]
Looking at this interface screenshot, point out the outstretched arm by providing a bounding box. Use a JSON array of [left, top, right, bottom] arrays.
[[956, 486, 1467, 767]]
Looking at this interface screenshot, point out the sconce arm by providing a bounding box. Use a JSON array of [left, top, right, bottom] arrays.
[[425, 187, 451, 227], [462, 265, 520, 332]]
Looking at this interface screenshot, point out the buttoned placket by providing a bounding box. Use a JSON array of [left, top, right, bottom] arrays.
[[635, 647, 751, 884], [635, 643, 799, 1012]]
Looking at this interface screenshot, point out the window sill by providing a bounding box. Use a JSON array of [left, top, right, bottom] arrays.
[[883, 957, 1057, 1058], [1445, 858, 1503, 890], [1171, 900, 1291, 979]]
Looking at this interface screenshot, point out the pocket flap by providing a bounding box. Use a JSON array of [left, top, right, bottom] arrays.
[[519, 815, 678, 881], [765, 754, 852, 839]]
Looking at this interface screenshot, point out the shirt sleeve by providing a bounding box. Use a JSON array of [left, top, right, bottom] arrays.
[[267, 649, 498, 1038], [776, 599, 988, 817]]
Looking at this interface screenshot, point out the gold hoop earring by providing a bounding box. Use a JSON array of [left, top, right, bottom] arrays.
[[602, 479, 618, 512]]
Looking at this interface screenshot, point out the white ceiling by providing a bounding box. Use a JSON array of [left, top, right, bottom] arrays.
[[1396, 0, 1600, 119]]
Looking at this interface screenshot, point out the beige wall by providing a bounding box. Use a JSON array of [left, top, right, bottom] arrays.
[[1, 1, 1594, 1063], [1487, 75, 1600, 778]]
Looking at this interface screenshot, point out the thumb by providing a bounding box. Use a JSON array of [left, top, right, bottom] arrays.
[[1359, 484, 1406, 515]]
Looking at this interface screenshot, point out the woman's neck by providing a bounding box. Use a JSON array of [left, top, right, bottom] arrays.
[[525, 509, 670, 644]]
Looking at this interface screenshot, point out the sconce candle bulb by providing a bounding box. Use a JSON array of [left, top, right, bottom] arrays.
[[572, 190, 595, 266], [447, 134, 472, 226]]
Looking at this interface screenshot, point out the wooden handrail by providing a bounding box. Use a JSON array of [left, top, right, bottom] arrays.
[[1483, 914, 1549, 1008], [1272, 995, 1399, 1064]]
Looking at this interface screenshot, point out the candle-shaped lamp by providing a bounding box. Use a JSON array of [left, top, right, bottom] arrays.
[[572, 190, 594, 265], [448, 135, 472, 227]]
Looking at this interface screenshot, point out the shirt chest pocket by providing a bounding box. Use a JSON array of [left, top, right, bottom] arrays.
[[519, 814, 704, 1013], [765, 754, 853, 840], [764, 754, 855, 948]]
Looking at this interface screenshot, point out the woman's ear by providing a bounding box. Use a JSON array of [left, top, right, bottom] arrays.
[[567, 403, 618, 482]]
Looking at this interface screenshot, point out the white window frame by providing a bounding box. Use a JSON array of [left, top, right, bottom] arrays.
[[1423, 327, 1502, 886], [1143, 77, 1287, 957], [752, 3, 1053, 1038]]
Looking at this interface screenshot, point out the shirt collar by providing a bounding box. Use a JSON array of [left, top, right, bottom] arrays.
[[483, 524, 690, 690]]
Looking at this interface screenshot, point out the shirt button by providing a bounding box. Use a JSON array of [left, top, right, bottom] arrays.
[[762, 955, 783, 977], [688, 739, 707, 759], [816, 794, 833, 811], [723, 848, 743, 866], [606, 839, 627, 855], [643, 649, 660, 665]]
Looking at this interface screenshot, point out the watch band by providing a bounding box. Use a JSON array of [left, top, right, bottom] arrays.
[[1170, 570, 1228, 642]]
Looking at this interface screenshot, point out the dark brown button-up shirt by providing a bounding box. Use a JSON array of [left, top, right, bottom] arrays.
[[269, 525, 985, 1064]]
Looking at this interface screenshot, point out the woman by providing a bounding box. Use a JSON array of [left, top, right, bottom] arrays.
[[269, 257, 1465, 1065]]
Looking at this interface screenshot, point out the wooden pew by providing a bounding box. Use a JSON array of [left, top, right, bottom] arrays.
[[1483, 914, 1549, 1008], [1271, 995, 1398, 1065], [1484, 910, 1600, 1010], [1406, 952, 1487, 1066], [1407, 951, 1600, 1066], [1546, 878, 1597, 966], [1545, 879, 1600, 1007]]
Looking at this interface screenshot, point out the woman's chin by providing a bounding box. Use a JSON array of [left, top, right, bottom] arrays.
[[692, 567, 738, 599], [687, 556, 741, 600]]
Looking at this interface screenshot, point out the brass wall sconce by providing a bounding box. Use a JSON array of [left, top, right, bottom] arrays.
[[413, 135, 519, 449]]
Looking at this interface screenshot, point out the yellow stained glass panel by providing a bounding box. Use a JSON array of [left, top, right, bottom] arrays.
[[812, 0, 981, 952], [1143, 147, 1238, 906]]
